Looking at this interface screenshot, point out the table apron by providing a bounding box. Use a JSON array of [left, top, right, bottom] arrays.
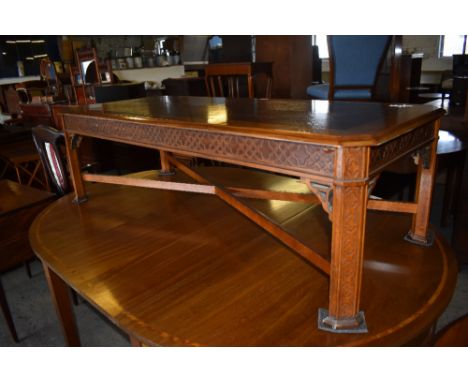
[[64, 114, 339, 180], [369, 122, 436, 174]]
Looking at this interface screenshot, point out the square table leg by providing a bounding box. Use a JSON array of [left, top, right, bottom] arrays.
[[43, 264, 81, 346], [405, 122, 440, 246], [319, 147, 369, 333], [64, 132, 88, 203]]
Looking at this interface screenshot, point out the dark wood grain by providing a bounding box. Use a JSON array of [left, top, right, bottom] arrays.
[[29, 168, 457, 346], [62, 96, 444, 146], [60, 96, 444, 331], [433, 314, 468, 346], [0, 180, 53, 216]]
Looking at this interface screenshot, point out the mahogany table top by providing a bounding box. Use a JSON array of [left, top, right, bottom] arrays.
[[1, 180, 53, 273], [62, 96, 444, 146], [29, 168, 457, 346], [0, 179, 53, 216]]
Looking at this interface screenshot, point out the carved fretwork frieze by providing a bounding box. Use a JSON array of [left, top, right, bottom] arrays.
[[303, 179, 333, 220], [370, 124, 435, 173], [64, 115, 337, 178]]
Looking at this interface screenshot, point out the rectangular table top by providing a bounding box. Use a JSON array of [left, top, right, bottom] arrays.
[[61, 96, 444, 146]]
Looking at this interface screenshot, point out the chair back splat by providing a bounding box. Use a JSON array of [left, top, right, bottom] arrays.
[[31, 126, 70, 196], [204, 62, 273, 99]]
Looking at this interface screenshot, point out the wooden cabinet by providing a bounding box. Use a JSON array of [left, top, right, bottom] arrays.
[[397, 54, 423, 103], [255, 36, 313, 99]]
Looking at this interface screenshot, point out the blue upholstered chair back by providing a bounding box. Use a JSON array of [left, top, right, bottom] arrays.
[[330, 35, 391, 87], [307, 35, 391, 100]]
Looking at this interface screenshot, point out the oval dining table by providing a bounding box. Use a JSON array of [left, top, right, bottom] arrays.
[[29, 167, 457, 346]]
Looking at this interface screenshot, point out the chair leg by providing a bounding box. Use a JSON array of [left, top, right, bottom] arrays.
[[0, 278, 19, 343], [24, 260, 32, 279], [441, 167, 455, 227], [71, 289, 79, 306]]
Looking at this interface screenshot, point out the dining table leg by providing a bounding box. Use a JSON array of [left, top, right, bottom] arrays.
[[43, 264, 81, 346], [0, 278, 19, 342]]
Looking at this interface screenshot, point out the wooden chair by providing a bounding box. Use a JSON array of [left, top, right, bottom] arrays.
[[14, 80, 48, 104], [307, 35, 392, 100], [40, 58, 63, 98], [39, 58, 72, 104], [204, 62, 273, 98], [32, 125, 101, 195], [0, 139, 49, 190], [31, 125, 70, 196], [31, 125, 95, 306], [71, 47, 114, 105]]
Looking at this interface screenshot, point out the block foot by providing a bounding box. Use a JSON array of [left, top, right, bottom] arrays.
[[404, 229, 434, 247], [318, 308, 368, 334]]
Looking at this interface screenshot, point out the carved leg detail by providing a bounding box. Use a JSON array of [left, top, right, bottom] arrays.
[[319, 183, 369, 333]]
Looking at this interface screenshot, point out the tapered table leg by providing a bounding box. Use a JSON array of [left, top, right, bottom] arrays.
[[43, 264, 81, 346]]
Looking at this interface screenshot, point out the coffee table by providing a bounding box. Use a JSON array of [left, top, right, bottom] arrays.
[[52, 96, 446, 333]]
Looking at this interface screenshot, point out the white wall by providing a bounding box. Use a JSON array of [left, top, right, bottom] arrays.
[[113, 66, 185, 87], [320, 35, 452, 84], [402, 35, 452, 71]]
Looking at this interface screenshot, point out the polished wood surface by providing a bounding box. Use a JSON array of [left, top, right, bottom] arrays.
[[433, 313, 468, 346], [29, 168, 457, 346], [60, 96, 444, 331], [0, 179, 53, 216], [62, 96, 443, 146]]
